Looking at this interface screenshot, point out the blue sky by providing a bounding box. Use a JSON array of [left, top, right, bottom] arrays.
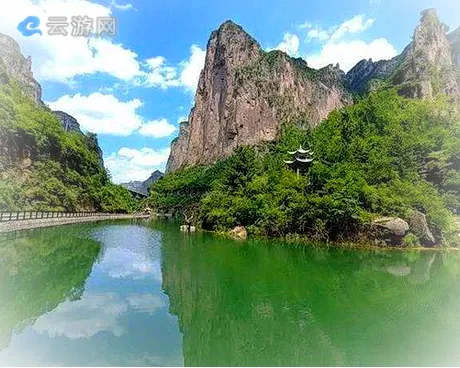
[[1, 0, 460, 183]]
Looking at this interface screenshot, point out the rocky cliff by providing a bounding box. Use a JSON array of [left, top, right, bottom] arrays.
[[346, 9, 460, 99], [168, 10, 460, 173], [448, 26, 460, 67], [121, 170, 163, 196], [0, 33, 42, 105], [166, 21, 352, 172], [53, 111, 83, 134]]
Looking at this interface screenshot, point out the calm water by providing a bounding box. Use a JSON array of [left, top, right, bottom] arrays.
[[1, 220, 460, 366]]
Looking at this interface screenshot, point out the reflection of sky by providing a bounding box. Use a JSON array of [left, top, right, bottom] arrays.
[[33, 291, 165, 340], [92, 225, 163, 282], [0, 224, 183, 366]]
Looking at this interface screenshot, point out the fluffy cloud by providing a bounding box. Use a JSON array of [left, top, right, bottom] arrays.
[[274, 33, 300, 56], [33, 291, 165, 340], [302, 14, 397, 72], [47, 93, 177, 138], [307, 38, 397, 72], [105, 147, 170, 183], [178, 45, 206, 92], [329, 15, 375, 42], [127, 294, 165, 314], [141, 45, 206, 92], [177, 115, 188, 124], [138, 119, 176, 138], [33, 292, 128, 339], [0, 0, 143, 83], [47, 92, 143, 136], [110, 0, 135, 11], [305, 28, 330, 42], [0, 0, 203, 92]]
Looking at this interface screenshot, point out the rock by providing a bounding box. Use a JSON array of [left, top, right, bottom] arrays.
[[372, 217, 410, 246], [167, 10, 460, 173], [228, 226, 248, 241], [393, 9, 459, 100], [121, 170, 163, 197], [166, 21, 352, 172], [448, 26, 460, 67], [53, 111, 82, 134], [180, 225, 189, 232], [0, 33, 42, 104], [189, 226, 196, 232], [346, 9, 460, 101], [409, 210, 437, 247]]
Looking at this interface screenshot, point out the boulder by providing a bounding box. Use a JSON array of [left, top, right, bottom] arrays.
[[372, 217, 409, 246], [409, 210, 436, 247], [228, 226, 248, 241]]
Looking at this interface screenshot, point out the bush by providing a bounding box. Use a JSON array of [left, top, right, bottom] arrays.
[[150, 89, 460, 244]]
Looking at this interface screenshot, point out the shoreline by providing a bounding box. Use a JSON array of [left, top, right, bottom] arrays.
[[0, 214, 150, 233]]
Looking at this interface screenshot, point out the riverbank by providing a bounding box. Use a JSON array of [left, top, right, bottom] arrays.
[[0, 214, 150, 233]]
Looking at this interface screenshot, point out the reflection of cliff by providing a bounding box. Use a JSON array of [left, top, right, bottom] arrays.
[[161, 230, 460, 366], [0, 226, 101, 350]]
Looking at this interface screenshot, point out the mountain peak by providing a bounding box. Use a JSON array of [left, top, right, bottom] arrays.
[[0, 32, 42, 104]]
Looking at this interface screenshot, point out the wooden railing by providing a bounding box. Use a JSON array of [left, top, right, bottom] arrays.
[[0, 211, 116, 222]]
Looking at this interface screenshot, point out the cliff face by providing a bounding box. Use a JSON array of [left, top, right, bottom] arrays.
[[121, 170, 163, 196], [167, 21, 351, 172], [448, 26, 460, 67], [53, 111, 83, 134], [347, 9, 460, 100], [0, 33, 42, 104]]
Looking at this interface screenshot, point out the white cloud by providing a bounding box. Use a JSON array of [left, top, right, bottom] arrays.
[[329, 15, 375, 42], [306, 28, 330, 42], [141, 45, 205, 93], [307, 38, 397, 72], [274, 33, 299, 56], [47, 93, 178, 138], [0, 0, 142, 83], [178, 44, 206, 92], [105, 147, 170, 183], [33, 292, 127, 339], [138, 119, 176, 138], [33, 291, 165, 340], [0, 0, 202, 92], [141, 56, 180, 89], [177, 115, 188, 124], [302, 14, 397, 72], [127, 294, 165, 314], [47, 92, 143, 136], [111, 0, 135, 11]]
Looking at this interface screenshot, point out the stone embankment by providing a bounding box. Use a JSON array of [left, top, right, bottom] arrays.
[[0, 214, 150, 233]]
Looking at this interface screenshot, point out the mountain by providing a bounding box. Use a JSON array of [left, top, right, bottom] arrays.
[[346, 9, 460, 99], [0, 33, 42, 105], [121, 170, 164, 196], [166, 21, 352, 172], [0, 32, 135, 212], [167, 9, 460, 173]]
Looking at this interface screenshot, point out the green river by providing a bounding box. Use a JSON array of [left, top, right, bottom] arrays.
[[1, 220, 460, 366]]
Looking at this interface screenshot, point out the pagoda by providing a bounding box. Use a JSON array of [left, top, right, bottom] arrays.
[[283, 145, 314, 177]]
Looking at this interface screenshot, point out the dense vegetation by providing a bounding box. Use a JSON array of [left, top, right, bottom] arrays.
[[149, 89, 460, 246], [0, 81, 137, 213]]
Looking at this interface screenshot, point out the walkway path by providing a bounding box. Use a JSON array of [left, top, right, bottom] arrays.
[[0, 214, 150, 233]]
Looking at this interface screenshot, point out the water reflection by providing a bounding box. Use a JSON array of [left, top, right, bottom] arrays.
[[0, 226, 101, 351], [161, 230, 460, 366], [2, 221, 460, 366], [0, 222, 183, 367]]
